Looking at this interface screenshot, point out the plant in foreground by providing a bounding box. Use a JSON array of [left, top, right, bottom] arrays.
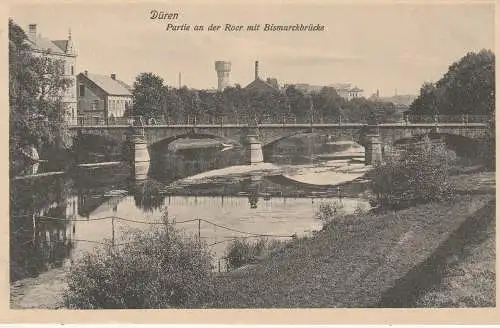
[[64, 225, 214, 309]]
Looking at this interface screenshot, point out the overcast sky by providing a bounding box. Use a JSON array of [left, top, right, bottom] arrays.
[[10, 2, 494, 96]]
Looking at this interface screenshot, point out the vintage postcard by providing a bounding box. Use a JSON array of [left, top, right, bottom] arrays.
[[1, 0, 497, 324]]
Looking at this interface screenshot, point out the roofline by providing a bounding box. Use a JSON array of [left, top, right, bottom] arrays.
[[78, 72, 133, 96], [29, 48, 77, 58]]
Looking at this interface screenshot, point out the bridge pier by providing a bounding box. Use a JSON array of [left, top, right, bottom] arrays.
[[127, 126, 150, 180], [365, 133, 382, 165], [245, 135, 264, 165]]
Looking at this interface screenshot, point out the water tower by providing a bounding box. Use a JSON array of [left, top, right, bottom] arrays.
[[215, 61, 231, 91]]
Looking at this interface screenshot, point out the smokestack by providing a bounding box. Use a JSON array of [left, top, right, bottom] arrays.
[[111, 73, 116, 80], [178, 72, 181, 89], [84, 70, 88, 76], [255, 61, 259, 80], [28, 24, 37, 39]]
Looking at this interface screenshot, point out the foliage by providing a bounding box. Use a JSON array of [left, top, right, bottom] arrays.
[[131, 72, 166, 119], [64, 224, 214, 309], [225, 237, 285, 270], [314, 200, 345, 224], [408, 49, 495, 116], [9, 19, 73, 173], [129, 73, 401, 124], [371, 136, 456, 209]]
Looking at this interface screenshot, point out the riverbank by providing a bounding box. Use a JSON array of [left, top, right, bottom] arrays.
[[10, 170, 495, 309], [10, 266, 68, 309], [205, 171, 495, 308]]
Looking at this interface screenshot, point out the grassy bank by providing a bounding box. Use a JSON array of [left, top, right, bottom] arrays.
[[11, 171, 495, 309], [205, 192, 493, 308], [413, 200, 495, 307]]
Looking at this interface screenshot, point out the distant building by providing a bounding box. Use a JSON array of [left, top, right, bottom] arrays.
[[244, 61, 280, 93], [369, 92, 417, 107], [286, 82, 363, 100], [329, 83, 363, 100], [77, 71, 132, 123], [25, 24, 77, 124], [292, 83, 325, 94], [214, 61, 231, 91]]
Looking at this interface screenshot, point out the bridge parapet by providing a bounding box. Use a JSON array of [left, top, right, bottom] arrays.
[[70, 114, 492, 127]]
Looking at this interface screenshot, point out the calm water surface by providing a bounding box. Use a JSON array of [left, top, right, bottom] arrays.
[[10, 141, 369, 281]]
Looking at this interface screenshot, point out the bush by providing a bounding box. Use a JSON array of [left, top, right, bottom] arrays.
[[64, 224, 214, 309], [314, 200, 345, 224], [372, 136, 456, 209], [225, 238, 285, 270]]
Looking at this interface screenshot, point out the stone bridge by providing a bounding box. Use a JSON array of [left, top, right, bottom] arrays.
[[69, 122, 489, 179], [70, 122, 488, 147]]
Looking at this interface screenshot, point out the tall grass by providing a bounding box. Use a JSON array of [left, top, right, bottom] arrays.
[[225, 238, 287, 270]]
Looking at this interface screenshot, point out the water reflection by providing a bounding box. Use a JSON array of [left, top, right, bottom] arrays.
[[10, 177, 77, 281], [130, 179, 166, 212], [150, 143, 245, 183], [11, 139, 371, 282]]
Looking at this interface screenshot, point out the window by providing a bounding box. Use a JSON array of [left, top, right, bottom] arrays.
[[79, 84, 85, 97], [71, 66, 74, 75]]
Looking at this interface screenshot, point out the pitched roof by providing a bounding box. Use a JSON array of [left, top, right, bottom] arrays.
[[245, 78, 279, 93], [26, 35, 67, 55], [329, 83, 352, 90], [350, 86, 363, 92], [115, 79, 133, 92], [52, 40, 69, 52], [81, 72, 132, 96]]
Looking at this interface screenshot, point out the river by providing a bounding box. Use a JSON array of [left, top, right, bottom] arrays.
[[10, 138, 371, 283]]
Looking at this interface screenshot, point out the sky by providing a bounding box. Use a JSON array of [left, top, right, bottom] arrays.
[[10, 2, 495, 97]]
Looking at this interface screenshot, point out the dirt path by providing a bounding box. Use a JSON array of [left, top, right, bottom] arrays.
[[10, 267, 68, 309]]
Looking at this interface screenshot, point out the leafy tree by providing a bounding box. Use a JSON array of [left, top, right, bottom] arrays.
[[311, 87, 344, 121], [9, 19, 73, 174], [409, 49, 495, 116], [132, 72, 165, 119], [372, 136, 456, 209]]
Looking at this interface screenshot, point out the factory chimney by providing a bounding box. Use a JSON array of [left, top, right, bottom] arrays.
[[255, 61, 259, 80]]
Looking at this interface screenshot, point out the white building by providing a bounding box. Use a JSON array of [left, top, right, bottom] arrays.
[[25, 24, 78, 124]]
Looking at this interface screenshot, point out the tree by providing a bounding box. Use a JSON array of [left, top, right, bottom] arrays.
[[132, 72, 165, 119], [372, 136, 456, 209], [311, 87, 344, 122], [9, 19, 73, 173], [408, 49, 495, 116]]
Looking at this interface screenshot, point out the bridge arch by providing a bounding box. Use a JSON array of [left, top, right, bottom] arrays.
[[393, 132, 482, 159], [73, 132, 126, 162], [149, 132, 242, 150]]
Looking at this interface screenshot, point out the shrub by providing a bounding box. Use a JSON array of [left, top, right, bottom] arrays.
[[372, 136, 456, 209], [225, 238, 286, 270], [64, 224, 214, 309], [314, 200, 345, 224]]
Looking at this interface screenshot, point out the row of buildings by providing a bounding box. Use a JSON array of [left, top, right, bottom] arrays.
[[25, 23, 371, 125], [25, 24, 132, 125], [215, 60, 365, 100]]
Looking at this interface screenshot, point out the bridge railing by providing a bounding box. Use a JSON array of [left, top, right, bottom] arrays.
[[405, 114, 491, 124], [68, 114, 491, 127]]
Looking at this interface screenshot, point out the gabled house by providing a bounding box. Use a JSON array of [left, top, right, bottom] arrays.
[[25, 24, 78, 124], [77, 71, 133, 124]]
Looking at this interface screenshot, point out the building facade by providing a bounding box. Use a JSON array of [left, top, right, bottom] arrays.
[[25, 24, 78, 124], [329, 83, 363, 100], [77, 71, 132, 124]]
